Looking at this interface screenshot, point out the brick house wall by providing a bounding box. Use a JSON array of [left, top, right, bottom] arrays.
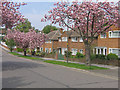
[[58, 31, 98, 55], [95, 26, 120, 57]]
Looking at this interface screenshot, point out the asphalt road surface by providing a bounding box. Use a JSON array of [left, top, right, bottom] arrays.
[[2, 49, 118, 88]]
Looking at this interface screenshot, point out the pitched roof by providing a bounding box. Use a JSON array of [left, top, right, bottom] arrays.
[[46, 30, 61, 40]]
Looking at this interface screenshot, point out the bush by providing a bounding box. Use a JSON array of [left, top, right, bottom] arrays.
[[64, 51, 72, 58], [6, 39, 15, 52], [107, 53, 118, 60], [90, 54, 96, 60], [39, 52, 46, 57], [96, 54, 106, 60], [16, 48, 23, 52], [90, 54, 106, 60], [36, 52, 40, 56], [75, 52, 84, 58]]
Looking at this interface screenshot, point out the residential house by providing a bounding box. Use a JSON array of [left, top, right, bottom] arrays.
[[57, 30, 98, 55], [40, 29, 62, 53], [94, 26, 120, 57]]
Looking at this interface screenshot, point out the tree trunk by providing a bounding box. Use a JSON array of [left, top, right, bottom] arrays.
[[24, 50, 26, 56], [10, 48, 13, 52], [85, 44, 91, 66]]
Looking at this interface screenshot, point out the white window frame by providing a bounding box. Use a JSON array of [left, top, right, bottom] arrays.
[[49, 48, 51, 53], [71, 37, 78, 42], [100, 33, 106, 38], [109, 48, 120, 57], [40, 47, 43, 52], [45, 48, 49, 53], [62, 48, 67, 55], [71, 48, 78, 55], [79, 49, 83, 54], [79, 37, 83, 42], [62, 37, 67, 42], [58, 37, 61, 42], [109, 30, 120, 38], [45, 40, 52, 43]]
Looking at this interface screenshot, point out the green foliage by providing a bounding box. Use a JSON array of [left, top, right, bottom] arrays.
[[14, 19, 32, 33], [107, 53, 118, 60], [44, 60, 108, 70], [39, 52, 46, 57], [96, 54, 106, 60], [42, 25, 58, 34], [75, 52, 84, 58], [6, 39, 15, 52], [16, 48, 23, 52], [64, 51, 72, 58], [9, 52, 43, 60], [90, 54, 96, 60], [90, 54, 106, 60]]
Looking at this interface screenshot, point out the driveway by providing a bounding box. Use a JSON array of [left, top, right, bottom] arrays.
[[2, 49, 118, 88]]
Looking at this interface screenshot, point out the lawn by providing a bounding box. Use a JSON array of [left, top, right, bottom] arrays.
[[44, 60, 108, 70], [9, 52, 108, 70], [9, 52, 43, 60]]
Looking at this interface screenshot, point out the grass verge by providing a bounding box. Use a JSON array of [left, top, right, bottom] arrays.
[[44, 60, 108, 70], [9, 52, 43, 60]]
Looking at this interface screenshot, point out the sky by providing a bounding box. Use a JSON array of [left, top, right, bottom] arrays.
[[10, 0, 119, 30], [19, 2, 58, 30]]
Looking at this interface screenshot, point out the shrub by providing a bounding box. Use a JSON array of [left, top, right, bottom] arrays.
[[107, 53, 118, 60], [39, 52, 46, 57], [90, 54, 106, 60], [96, 54, 106, 60], [64, 51, 72, 58], [90, 54, 96, 60], [16, 48, 23, 52], [6, 39, 15, 52], [36, 52, 40, 56], [75, 52, 84, 58]]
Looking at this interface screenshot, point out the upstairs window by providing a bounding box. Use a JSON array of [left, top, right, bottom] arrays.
[[109, 30, 120, 38], [79, 37, 83, 42], [58, 37, 61, 42], [45, 40, 52, 43], [71, 37, 78, 42], [62, 37, 67, 42], [100, 33, 106, 38]]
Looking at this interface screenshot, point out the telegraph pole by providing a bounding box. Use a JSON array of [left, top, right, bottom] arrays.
[[66, 17, 69, 63]]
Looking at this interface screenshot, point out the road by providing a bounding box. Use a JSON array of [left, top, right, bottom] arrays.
[[2, 49, 118, 88]]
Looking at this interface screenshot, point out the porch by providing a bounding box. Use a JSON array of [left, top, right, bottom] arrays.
[[93, 47, 107, 55]]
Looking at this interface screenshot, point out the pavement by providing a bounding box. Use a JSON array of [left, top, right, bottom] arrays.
[[1, 47, 119, 88]]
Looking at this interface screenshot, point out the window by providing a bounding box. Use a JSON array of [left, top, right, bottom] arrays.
[[79, 37, 83, 42], [62, 48, 67, 55], [40, 47, 43, 52], [79, 49, 83, 54], [100, 33, 106, 38], [71, 48, 78, 55], [45, 48, 49, 53], [109, 30, 120, 38], [62, 37, 67, 42], [45, 40, 52, 43], [49, 48, 51, 53], [59, 37, 61, 42], [109, 48, 120, 57], [71, 37, 78, 42]]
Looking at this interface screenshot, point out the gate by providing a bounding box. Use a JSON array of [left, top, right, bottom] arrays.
[[58, 54, 64, 60]]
